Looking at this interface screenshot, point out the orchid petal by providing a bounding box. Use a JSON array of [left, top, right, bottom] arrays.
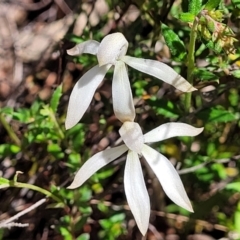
[[67, 40, 100, 56], [65, 64, 111, 129], [97, 33, 128, 66], [124, 150, 150, 236], [144, 123, 204, 143], [112, 61, 135, 122], [68, 145, 128, 189], [121, 56, 197, 92], [142, 144, 193, 212], [119, 122, 144, 154]]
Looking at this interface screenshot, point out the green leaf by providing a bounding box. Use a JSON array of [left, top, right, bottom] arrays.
[[77, 233, 90, 240], [0, 107, 13, 115], [232, 70, 240, 78], [179, 12, 195, 22], [0, 144, 21, 157], [189, 0, 202, 15], [226, 182, 240, 192], [161, 24, 187, 61], [196, 106, 238, 123], [50, 85, 62, 112], [193, 68, 218, 81], [47, 143, 62, 153], [110, 213, 125, 223], [40, 107, 50, 116], [59, 227, 72, 240], [148, 98, 180, 118], [232, 0, 240, 8], [234, 211, 240, 232], [204, 0, 221, 10]]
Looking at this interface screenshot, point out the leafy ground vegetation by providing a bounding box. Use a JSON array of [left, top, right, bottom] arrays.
[[0, 0, 240, 239]]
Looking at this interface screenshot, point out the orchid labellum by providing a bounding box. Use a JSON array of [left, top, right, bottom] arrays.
[[68, 121, 203, 235], [66, 33, 196, 129]]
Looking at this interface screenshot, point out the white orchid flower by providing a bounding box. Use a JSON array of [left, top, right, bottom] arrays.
[[65, 33, 197, 129], [68, 121, 203, 235]]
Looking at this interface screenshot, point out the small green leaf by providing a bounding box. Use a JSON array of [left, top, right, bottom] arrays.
[[50, 85, 62, 112], [204, 0, 221, 10], [0, 144, 21, 156], [0, 107, 13, 115], [226, 182, 240, 192], [161, 24, 187, 61], [179, 12, 195, 22], [97, 169, 115, 179], [193, 68, 218, 81], [232, 0, 240, 8], [59, 227, 72, 240], [47, 143, 62, 153], [189, 0, 202, 15], [77, 233, 90, 240], [148, 98, 180, 118], [40, 106, 50, 116], [234, 211, 240, 232], [110, 213, 125, 223], [196, 106, 238, 123], [232, 70, 240, 78]]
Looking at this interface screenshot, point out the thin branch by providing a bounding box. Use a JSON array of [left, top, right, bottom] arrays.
[[178, 155, 240, 175], [0, 198, 46, 229]]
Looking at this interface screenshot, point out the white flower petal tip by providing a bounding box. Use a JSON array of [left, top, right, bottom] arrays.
[[121, 56, 197, 92], [67, 40, 100, 56], [141, 145, 193, 213], [144, 123, 204, 143], [119, 122, 144, 154], [67, 184, 77, 190], [65, 64, 111, 129], [124, 151, 150, 236], [67, 145, 128, 189], [97, 33, 128, 66]]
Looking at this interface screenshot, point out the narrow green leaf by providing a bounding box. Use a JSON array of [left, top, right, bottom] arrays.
[[196, 106, 238, 123], [50, 85, 62, 112], [231, 0, 240, 8], [148, 98, 180, 118], [232, 70, 240, 78], [234, 211, 240, 232], [0, 107, 13, 115], [179, 12, 195, 22], [226, 182, 240, 192], [204, 0, 221, 10], [189, 0, 202, 15], [77, 233, 90, 240], [161, 24, 187, 61], [193, 68, 218, 81]]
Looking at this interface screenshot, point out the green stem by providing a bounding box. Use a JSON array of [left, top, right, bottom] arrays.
[[49, 109, 64, 139], [0, 113, 21, 146], [185, 17, 199, 112], [0, 178, 63, 204]]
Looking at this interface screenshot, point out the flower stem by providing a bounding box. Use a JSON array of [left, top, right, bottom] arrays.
[[49, 108, 64, 139], [0, 175, 64, 204], [0, 113, 21, 146], [185, 17, 199, 112]]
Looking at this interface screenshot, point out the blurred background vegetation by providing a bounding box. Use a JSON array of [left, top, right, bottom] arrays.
[[0, 0, 240, 239]]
